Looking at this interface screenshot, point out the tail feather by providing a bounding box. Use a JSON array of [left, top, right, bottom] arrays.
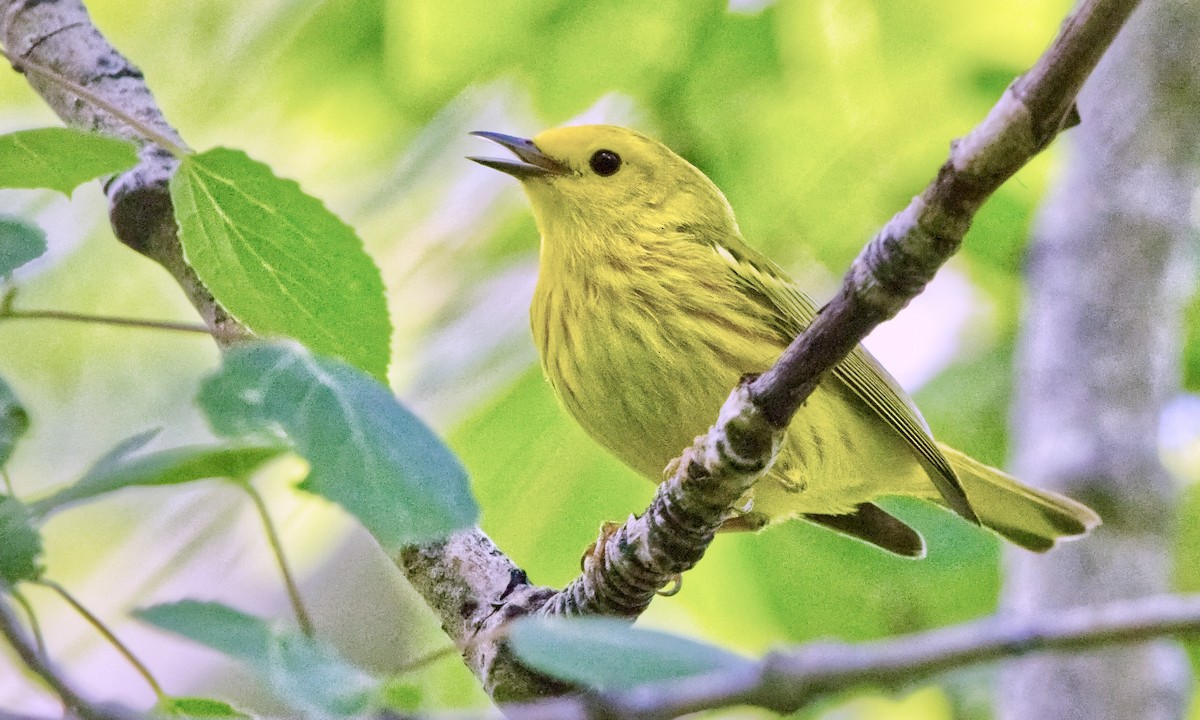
[[938, 443, 1101, 552]]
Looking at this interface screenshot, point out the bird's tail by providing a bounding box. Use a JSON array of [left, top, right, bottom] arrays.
[[938, 443, 1101, 552]]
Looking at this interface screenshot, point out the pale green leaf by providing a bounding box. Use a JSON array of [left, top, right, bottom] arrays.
[[198, 341, 477, 550], [0, 128, 138, 194], [31, 435, 287, 517], [0, 215, 48, 277], [171, 147, 391, 381], [0, 496, 42, 586], [0, 376, 29, 470], [509, 617, 752, 690], [138, 601, 379, 718]]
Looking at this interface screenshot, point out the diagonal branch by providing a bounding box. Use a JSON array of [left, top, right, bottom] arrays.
[[502, 593, 1200, 720], [749, 0, 1141, 424]]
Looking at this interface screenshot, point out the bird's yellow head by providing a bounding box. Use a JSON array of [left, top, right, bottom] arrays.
[[470, 125, 739, 247]]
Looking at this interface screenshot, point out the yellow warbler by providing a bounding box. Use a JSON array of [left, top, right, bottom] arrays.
[[470, 125, 1098, 557]]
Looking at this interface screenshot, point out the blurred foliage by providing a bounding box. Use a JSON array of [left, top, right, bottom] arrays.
[[1182, 296, 1200, 392], [3, 0, 1198, 717], [915, 345, 1014, 469], [136, 600, 391, 717], [200, 341, 478, 549], [0, 214, 46, 278], [0, 495, 42, 584]]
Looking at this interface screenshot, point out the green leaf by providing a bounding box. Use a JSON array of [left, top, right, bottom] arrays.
[[138, 601, 379, 718], [0, 376, 29, 470], [0, 215, 48, 277], [31, 433, 287, 517], [171, 148, 392, 381], [154, 696, 249, 719], [508, 617, 752, 690], [198, 341, 477, 549], [0, 128, 139, 194], [140, 600, 272, 663], [0, 496, 43, 586]]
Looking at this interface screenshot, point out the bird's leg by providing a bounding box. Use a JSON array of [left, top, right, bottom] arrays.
[[717, 513, 770, 533], [718, 492, 769, 533]]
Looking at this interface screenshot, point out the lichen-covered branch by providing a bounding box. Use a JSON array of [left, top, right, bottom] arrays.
[[397, 533, 568, 701], [542, 383, 781, 618], [502, 594, 1200, 720], [400, 386, 783, 700]]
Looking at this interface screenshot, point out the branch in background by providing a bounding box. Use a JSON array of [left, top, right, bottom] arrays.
[[503, 594, 1200, 720], [999, 0, 1200, 715], [0, 0, 1150, 708]]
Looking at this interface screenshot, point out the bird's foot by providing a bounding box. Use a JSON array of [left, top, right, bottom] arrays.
[[579, 520, 624, 572], [718, 510, 770, 533]]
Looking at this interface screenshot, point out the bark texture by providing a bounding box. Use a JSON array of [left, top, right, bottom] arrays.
[[1000, 0, 1200, 717]]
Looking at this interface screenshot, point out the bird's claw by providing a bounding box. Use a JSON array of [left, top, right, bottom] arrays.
[[656, 574, 683, 597]]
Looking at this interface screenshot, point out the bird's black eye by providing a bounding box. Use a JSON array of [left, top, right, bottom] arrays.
[[589, 149, 622, 176]]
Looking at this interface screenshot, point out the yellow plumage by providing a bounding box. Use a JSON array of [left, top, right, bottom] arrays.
[[471, 125, 1099, 557]]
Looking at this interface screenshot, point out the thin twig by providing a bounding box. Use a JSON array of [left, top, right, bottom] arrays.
[[9, 588, 44, 655], [0, 47, 187, 158], [36, 580, 165, 700], [392, 643, 462, 675], [240, 482, 315, 637], [1, 308, 219, 336], [0, 712, 75, 720], [0, 594, 139, 720]]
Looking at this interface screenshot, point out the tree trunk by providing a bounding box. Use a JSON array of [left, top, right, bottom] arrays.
[[999, 1, 1200, 718]]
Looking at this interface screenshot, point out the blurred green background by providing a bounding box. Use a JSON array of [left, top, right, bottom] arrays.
[[1, 0, 1198, 717]]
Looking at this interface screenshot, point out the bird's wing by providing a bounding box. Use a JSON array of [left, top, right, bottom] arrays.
[[709, 236, 976, 522]]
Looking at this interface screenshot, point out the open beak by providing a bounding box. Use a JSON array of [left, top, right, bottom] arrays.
[[468, 132, 569, 178]]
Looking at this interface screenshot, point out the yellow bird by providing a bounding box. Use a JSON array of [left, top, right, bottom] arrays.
[[471, 125, 1098, 557]]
